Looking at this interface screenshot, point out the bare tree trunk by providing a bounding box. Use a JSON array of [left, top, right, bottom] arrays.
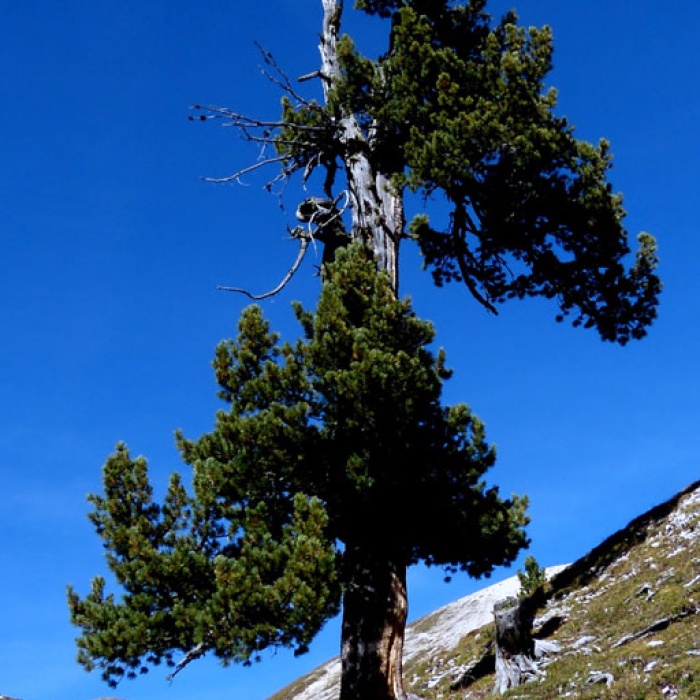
[[319, 0, 403, 293], [340, 547, 411, 700], [374, 171, 403, 292]]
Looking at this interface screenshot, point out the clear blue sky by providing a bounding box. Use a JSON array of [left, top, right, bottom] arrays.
[[2, 2, 698, 699]]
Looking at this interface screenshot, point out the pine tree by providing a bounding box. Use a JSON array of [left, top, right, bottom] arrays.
[[69, 244, 529, 694], [71, 2, 660, 698], [518, 555, 547, 598]]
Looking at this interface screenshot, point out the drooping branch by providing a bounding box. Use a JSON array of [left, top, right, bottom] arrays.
[[217, 193, 350, 299], [451, 204, 499, 315], [453, 232, 499, 316]]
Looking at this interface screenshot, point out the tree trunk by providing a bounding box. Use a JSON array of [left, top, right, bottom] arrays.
[[340, 547, 411, 700], [320, 5, 408, 699], [493, 596, 546, 694], [319, 0, 403, 293]]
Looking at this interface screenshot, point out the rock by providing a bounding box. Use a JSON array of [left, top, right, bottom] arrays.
[[571, 635, 596, 650], [586, 670, 614, 687]]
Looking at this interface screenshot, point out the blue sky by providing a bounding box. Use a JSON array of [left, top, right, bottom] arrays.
[[1, 1, 698, 699]]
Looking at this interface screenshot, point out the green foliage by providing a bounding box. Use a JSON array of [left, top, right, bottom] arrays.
[[69, 244, 528, 685], [68, 445, 337, 686], [277, 0, 660, 343], [289, 244, 529, 573], [517, 555, 547, 598]]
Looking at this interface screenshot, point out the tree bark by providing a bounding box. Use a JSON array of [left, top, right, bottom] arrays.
[[340, 547, 411, 700], [319, 0, 403, 293]]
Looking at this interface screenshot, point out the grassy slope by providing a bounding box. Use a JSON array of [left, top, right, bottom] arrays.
[[412, 480, 700, 700]]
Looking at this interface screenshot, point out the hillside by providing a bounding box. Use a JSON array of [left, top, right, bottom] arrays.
[[269, 480, 700, 700]]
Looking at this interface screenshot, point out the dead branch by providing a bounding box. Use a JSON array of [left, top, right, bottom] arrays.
[[216, 192, 348, 300], [218, 234, 310, 300], [166, 641, 207, 682], [192, 38, 346, 297], [191, 101, 333, 190], [201, 156, 289, 185], [612, 606, 699, 648], [298, 70, 325, 83], [255, 42, 316, 106], [296, 191, 349, 233], [190, 105, 326, 133]]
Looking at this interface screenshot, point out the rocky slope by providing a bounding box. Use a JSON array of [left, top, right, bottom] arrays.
[[269, 479, 700, 700]]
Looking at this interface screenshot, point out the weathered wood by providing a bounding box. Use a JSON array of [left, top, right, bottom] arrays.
[[612, 606, 699, 648], [493, 596, 543, 694], [319, 0, 403, 293]]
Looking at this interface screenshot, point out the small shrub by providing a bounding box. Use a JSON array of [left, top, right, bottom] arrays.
[[518, 555, 547, 598]]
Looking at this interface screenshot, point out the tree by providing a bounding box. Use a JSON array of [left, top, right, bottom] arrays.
[[69, 244, 529, 697], [70, 1, 660, 698], [517, 555, 547, 598]]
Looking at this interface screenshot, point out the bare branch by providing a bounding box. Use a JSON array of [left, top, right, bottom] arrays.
[[218, 235, 310, 300], [255, 42, 316, 107], [201, 156, 290, 185], [298, 70, 324, 83], [302, 152, 323, 188], [191, 105, 326, 133]]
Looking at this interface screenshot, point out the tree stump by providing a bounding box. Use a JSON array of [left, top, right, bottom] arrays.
[[493, 596, 543, 694]]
